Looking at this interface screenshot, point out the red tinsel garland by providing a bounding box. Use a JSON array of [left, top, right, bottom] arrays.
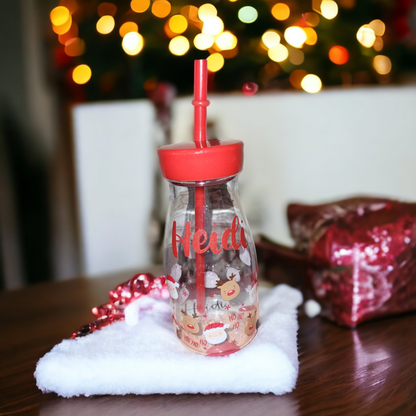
[[71, 273, 167, 339]]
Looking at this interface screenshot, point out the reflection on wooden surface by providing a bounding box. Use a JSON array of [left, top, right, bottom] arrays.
[[40, 393, 299, 416], [294, 314, 416, 415], [1, 268, 416, 415]]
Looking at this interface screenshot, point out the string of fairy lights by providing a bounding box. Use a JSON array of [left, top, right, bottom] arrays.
[[50, 0, 392, 94]]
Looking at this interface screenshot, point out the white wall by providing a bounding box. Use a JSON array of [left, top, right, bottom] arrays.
[[171, 86, 416, 245], [72, 100, 157, 276]]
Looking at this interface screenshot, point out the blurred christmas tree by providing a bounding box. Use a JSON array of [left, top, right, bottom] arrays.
[[49, 0, 416, 101]]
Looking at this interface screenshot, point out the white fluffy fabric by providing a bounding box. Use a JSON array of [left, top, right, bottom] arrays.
[[35, 284, 302, 397]]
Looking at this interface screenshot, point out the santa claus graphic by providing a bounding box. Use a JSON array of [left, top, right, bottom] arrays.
[[246, 278, 258, 305], [203, 322, 230, 345], [166, 275, 180, 299]]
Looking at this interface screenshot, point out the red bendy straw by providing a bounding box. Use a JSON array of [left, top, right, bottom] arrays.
[[193, 60, 210, 145], [193, 60, 209, 314]]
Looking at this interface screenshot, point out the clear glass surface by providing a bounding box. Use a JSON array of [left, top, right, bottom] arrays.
[[163, 176, 259, 356]]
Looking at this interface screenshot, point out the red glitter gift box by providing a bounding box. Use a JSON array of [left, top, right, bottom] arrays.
[[288, 197, 416, 327]]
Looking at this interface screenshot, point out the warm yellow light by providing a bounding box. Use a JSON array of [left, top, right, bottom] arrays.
[[373, 55, 391, 75], [220, 47, 238, 59], [289, 48, 304, 65], [290, 69, 308, 89], [164, 21, 175, 38], [284, 27, 307, 48], [321, 0, 338, 20], [198, 4, 217, 21], [59, 0, 78, 14], [262, 30, 281, 49], [50, 6, 70, 26], [373, 36, 383, 52], [271, 3, 290, 21], [52, 15, 72, 35], [169, 36, 190, 56], [72, 64, 92, 85], [207, 53, 224, 72], [97, 3, 117, 17], [202, 16, 224, 36], [119, 22, 139, 38], [65, 37, 86, 56], [152, 0, 171, 18], [303, 28, 317, 45], [304, 12, 320, 27], [215, 31, 237, 50], [268, 43, 288, 62], [131, 0, 150, 13], [194, 33, 214, 50], [328, 45, 349, 64], [96, 16, 115, 34], [301, 74, 322, 93], [356, 25, 376, 48], [369, 19, 385, 36], [238, 6, 258, 23], [169, 15, 188, 34], [181, 5, 200, 23], [122, 32, 144, 55], [58, 22, 78, 44]]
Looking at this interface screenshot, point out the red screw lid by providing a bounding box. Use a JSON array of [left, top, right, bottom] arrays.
[[158, 60, 243, 182], [157, 139, 243, 182]]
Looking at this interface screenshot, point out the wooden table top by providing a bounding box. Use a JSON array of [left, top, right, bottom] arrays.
[[1, 269, 416, 416]]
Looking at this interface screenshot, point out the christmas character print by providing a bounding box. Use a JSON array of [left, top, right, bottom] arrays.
[[204, 271, 219, 288], [226, 266, 240, 282], [245, 278, 258, 305], [166, 275, 180, 299], [245, 310, 257, 336], [181, 309, 200, 334], [216, 274, 240, 301], [178, 284, 189, 304], [203, 322, 230, 345], [239, 247, 251, 266], [170, 263, 182, 281], [171, 312, 182, 339]]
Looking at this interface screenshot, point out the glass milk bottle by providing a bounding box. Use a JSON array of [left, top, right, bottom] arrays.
[[158, 138, 259, 356]]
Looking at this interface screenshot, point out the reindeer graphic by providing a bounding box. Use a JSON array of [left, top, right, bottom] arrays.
[[245, 310, 257, 336], [181, 309, 200, 334], [216, 273, 240, 301]]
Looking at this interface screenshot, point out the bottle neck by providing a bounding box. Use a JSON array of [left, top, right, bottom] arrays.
[[167, 174, 239, 188]]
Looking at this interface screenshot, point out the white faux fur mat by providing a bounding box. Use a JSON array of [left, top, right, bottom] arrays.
[[35, 284, 302, 397]]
